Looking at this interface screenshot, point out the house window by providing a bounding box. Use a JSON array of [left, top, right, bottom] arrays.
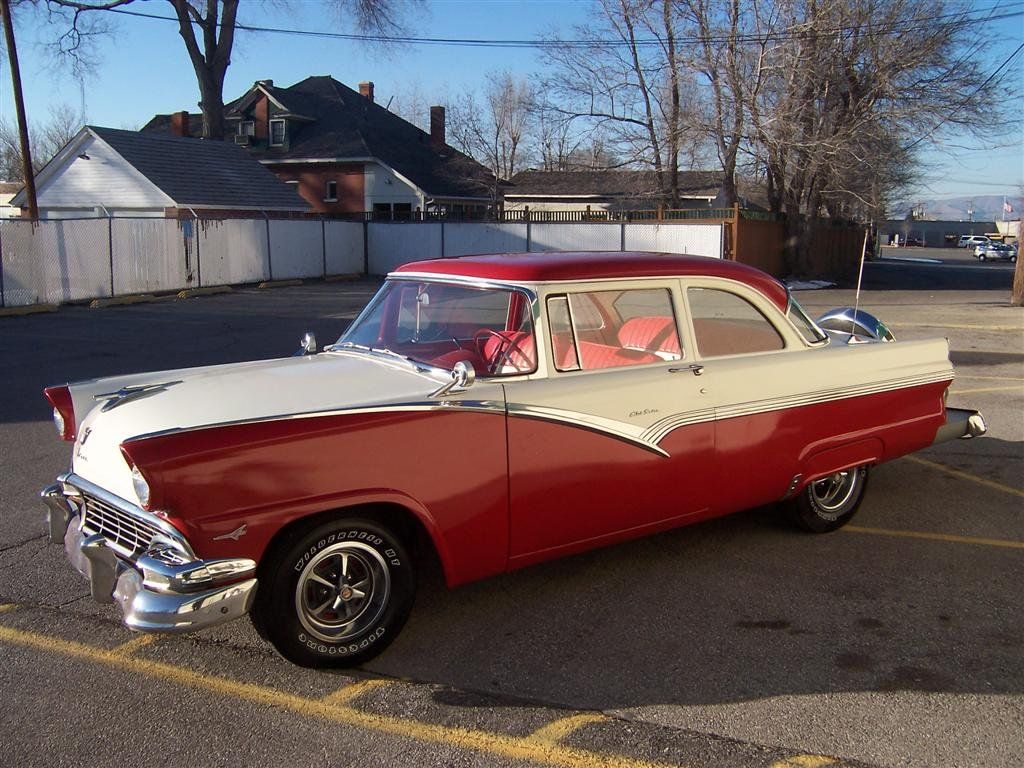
[[239, 120, 255, 137], [269, 119, 286, 146], [324, 180, 338, 201]]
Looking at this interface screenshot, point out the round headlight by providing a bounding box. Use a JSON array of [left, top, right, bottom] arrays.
[[53, 407, 65, 437], [131, 466, 151, 508]]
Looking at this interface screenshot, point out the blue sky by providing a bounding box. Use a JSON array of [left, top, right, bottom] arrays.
[[2, 0, 1021, 202]]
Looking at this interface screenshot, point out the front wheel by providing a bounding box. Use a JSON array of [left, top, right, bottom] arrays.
[[251, 518, 415, 668], [978, 254, 986, 262], [785, 466, 869, 533]]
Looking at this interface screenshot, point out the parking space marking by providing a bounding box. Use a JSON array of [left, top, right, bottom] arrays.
[[844, 525, 1024, 550], [111, 634, 156, 656], [768, 757, 838, 768], [0, 604, 17, 614], [527, 713, 608, 745], [904, 455, 1024, 498], [0, 623, 670, 768], [949, 385, 1023, 395], [322, 678, 393, 706]]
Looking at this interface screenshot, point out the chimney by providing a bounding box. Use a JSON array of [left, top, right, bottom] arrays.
[[430, 106, 445, 149], [170, 111, 189, 138], [358, 81, 375, 102]]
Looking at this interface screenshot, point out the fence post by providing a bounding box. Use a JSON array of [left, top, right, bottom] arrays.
[[0, 220, 5, 308], [440, 220, 446, 258], [107, 213, 114, 297], [195, 214, 202, 288], [362, 220, 369, 275], [620, 222, 626, 251], [321, 216, 327, 278], [526, 218, 532, 252], [263, 211, 273, 281]]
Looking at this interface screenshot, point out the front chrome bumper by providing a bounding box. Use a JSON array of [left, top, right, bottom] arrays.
[[933, 407, 988, 445], [42, 475, 257, 634]]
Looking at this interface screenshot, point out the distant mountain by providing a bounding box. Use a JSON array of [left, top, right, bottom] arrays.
[[890, 194, 1019, 222]]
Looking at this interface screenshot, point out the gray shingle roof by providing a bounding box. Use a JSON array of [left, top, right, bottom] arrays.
[[90, 126, 309, 210], [144, 76, 497, 199]]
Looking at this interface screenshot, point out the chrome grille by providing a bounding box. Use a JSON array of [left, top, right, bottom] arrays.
[[80, 493, 162, 558]]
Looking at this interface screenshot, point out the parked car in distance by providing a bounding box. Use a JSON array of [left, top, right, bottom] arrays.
[[958, 235, 991, 248], [974, 242, 1017, 262], [41, 252, 987, 668]]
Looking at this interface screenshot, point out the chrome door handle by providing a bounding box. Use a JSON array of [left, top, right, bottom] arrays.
[[669, 364, 704, 376]]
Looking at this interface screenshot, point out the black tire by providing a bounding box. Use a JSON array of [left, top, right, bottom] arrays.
[[785, 465, 869, 533], [978, 254, 986, 262], [251, 517, 415, 668]]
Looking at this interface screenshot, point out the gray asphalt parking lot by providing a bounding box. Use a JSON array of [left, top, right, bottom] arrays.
[[1, 251, 1021, 768]]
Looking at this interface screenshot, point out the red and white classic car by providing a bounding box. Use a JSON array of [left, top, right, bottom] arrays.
[[42, 252, 986, 667]]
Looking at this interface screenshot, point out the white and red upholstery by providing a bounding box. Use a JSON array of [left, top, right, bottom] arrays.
[[480, 330, 536, 374], [617, 316, 681, 358]]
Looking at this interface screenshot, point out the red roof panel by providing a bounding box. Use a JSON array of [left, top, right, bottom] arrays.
[[394, 252, 789, 310]]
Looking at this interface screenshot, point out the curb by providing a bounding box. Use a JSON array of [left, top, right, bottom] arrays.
[[177, 286, 233, 299], [89, 294, 156, 309], [0, 303, 58, 317], [257, 279, 304, 289], [324, 273, 363, 283]]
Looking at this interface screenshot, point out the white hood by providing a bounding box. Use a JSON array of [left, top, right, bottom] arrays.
[[68, 351, 450, 503]]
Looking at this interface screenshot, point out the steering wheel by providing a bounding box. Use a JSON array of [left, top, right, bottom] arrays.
[[473, 329, 532, 375]]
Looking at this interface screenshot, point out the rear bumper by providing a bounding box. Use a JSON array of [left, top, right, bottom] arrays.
[[933, 407, 987, 445], [42, 476, 257, 634]]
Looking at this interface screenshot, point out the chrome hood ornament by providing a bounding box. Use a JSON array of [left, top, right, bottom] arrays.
[[95, 381, 183, 412]]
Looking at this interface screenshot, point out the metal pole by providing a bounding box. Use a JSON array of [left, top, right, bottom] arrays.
[[195, 213, 202, 288], [0, 219, 5, 307]]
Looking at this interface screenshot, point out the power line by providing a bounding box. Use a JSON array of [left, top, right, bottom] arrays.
[[102, 2, 1024, 50], [904, 41, 1024, 152]]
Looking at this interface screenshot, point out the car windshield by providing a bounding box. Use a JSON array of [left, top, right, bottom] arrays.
[[333, 280, 537, 376]]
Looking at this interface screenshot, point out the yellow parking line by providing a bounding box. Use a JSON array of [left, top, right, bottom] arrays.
[[844, 526, 1024, 550], [769, 757, 839, 768], [904, 455, 1024, 498], [0, 604, 18, 614], [527, 713, 608, 745], [949, 385, 1023, 395], [322, 678, 393, 706], [0, 624, 669, 768], [111, 634, 156, 656]]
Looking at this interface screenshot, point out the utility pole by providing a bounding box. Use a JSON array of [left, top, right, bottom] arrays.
[[1, 0, 38, 219]]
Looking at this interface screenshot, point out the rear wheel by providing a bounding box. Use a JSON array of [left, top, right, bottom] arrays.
[[978, 254, 986, 262], [251, 517, 415, 668], [786, 466, 869, 533]]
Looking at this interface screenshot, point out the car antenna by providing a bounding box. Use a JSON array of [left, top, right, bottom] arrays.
[[850, 228, 870, 340]]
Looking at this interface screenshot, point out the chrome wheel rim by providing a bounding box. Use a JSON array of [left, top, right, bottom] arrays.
[[810, 470, 859, 518], [295, 542, 391, 643]]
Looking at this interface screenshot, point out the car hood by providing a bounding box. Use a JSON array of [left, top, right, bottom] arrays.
[[67, 351, 449, 502]]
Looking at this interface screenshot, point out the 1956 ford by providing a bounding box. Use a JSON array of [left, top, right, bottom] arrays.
[[41, 252, 986, 667]]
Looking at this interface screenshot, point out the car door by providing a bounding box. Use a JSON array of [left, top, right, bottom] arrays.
[[502, 282, 716, 566]]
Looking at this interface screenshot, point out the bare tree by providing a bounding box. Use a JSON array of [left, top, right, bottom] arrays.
[[446, 72, 536, 181], [0, 103, 85, 181], [29, 0, 415, 139]]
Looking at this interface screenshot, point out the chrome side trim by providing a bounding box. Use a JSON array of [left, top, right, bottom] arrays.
[[127, 400, 508, 442], [505, 403, 670, 457]]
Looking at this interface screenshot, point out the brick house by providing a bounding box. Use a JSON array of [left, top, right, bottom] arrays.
[[144, 77, 497, 218], [9, 126, 308, 219]]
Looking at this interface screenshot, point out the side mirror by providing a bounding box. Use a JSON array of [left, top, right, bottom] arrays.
[[430, 360, 476, 398], [294, 331, 317, 356]]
